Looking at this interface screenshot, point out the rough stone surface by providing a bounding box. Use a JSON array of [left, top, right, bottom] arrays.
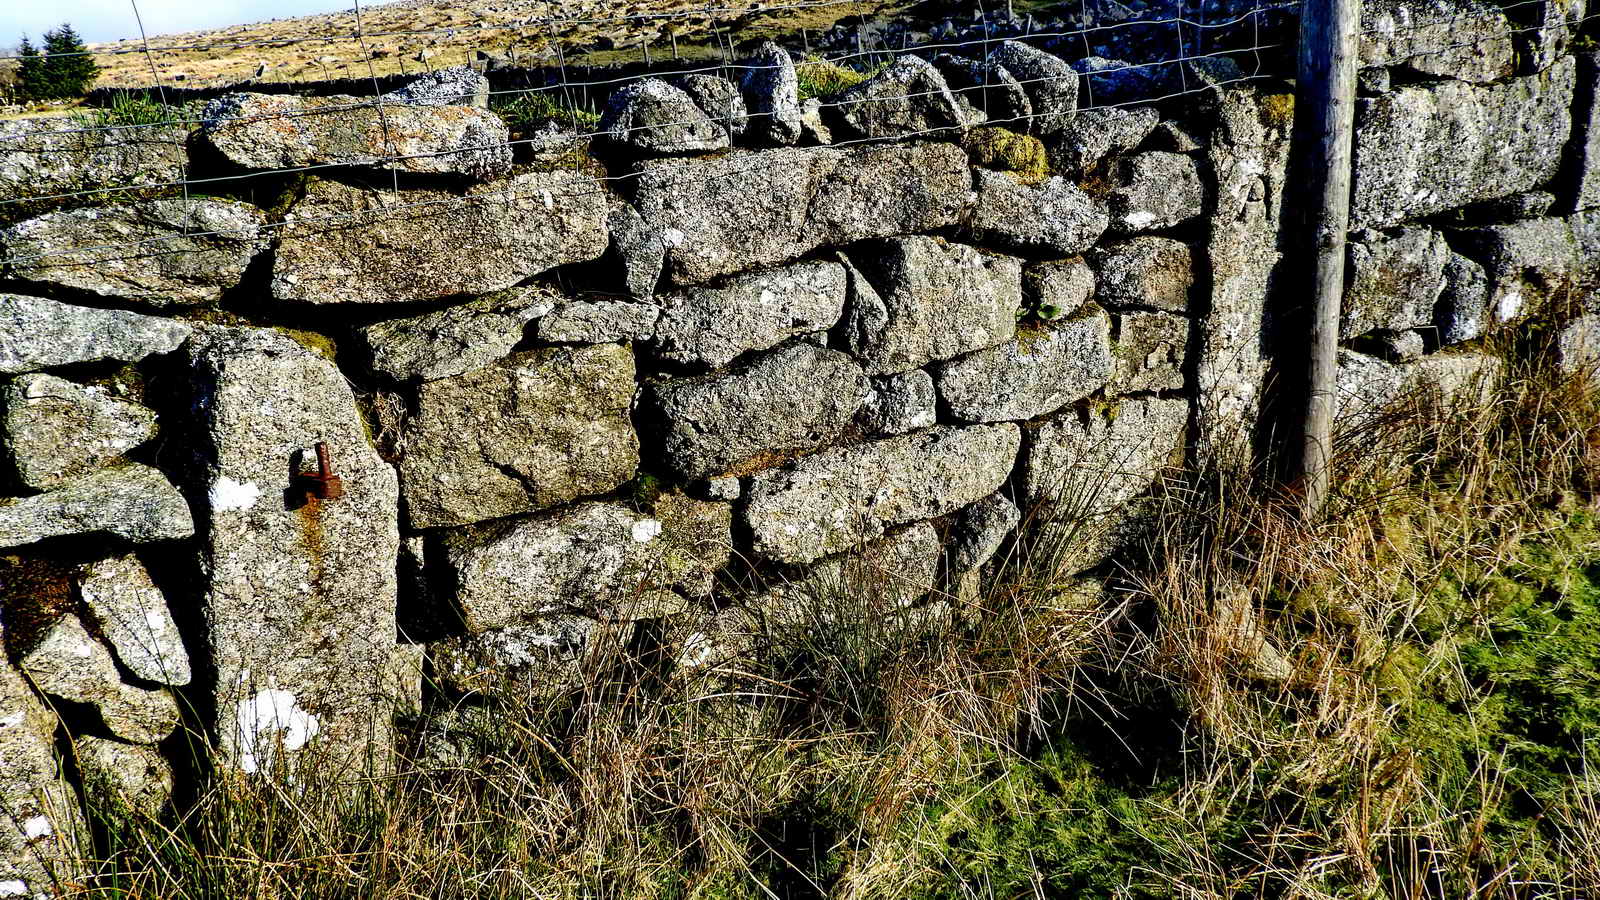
[[987, 41, 1079, 135], [1023, 397, 1188, 521], [1556, 313, 1600, 381], [1111, 311, 1188, 393], [78, 554, 190, 687], [272, 172, 608, 304], [933, 54, 1032, 126], [0, 294, 192, 376], [844, 236, 1021, 376], [758, 522, 942, 625], [1512, 0, 1587, 75], [633, 142, 971, 286], [1359, 0, 1515, 84], [744, 423, 1021, 563], [443, 495, 732, 630], [1090, 237, 1195, 313], [800, 98, 835, 144], [674, 74, 748, 138], [0, 464, 193, 550], [1073, 57, 1169, 107], [740, 41, 803, 146], [399, 344, 637, 529], [183, 327, 402, 776], [1335, 349, 1502, 422], [200, 92, 511, 179], [19, 614, 180, 745], [651, 259, 848, 369], [832, 55, 964, 140], [649, 343, 870, 480], [600, 78, 730, 155], [73, 737, 174, 817], [1436, 252, 1491, 345], [2, 199, 268, 307], [381, 65, 489, 108], [1351, 58, 1576, 228], [971, 169, 1109, 256], [429, 616, 620, 698], [0, 118, 186, 207], [1367, 329, 1427, 361], [862, 370, 938, 436], [0, 659, 83, 896], [357, 284, 558, 382], [1342, 227, 1451, 338], [1024, 258, 1096, 319], [1109, 151, 1206, 234], [1452, 217, 1580, 323], [937, 307, 1113, 423], [1046, 106, 1160, 175], [606, 201, 668, 301], [2, 374, 158, 492], [538, 300, 659, 344], [1564, 53, 1600, 213], [949, 493, 1021, 572]]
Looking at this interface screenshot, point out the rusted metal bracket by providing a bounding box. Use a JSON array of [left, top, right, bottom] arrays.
[[298, 442, 344, 501]]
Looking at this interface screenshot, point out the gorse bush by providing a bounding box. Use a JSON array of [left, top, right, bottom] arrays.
[[15, 23, 99, 102]]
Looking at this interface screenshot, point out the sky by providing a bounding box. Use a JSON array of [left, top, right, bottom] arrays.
[[2, 0, 396, 45]]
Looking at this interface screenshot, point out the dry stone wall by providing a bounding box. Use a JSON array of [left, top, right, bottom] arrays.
[[1, 6, 1598, 891]]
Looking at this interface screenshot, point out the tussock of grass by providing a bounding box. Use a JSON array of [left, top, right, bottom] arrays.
[[795, 56, 869, 101]]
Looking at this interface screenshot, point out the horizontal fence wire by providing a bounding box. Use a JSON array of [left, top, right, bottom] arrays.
[[0, 0, 1587, 269]]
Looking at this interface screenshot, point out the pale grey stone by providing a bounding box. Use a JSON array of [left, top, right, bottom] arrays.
[[1046, 106, 1159, 174], [1108, 152, 1205, 234], [932, 54, 1032, 126], [971, 169, 1109, 256], [606, 201, 667, 301], [19, 614, 180, 745], [0, 659, 84, 896], [987, 41, 1078, 135], [844, 236, 1021, 376], [649, 343, 870, 480], [200, 92, 511, 179], [78, 554, 190, 687], [443, 494, 732, 630], [1214, 583, 1292, 683], [937, 307, 1113, 423], [381, 65, 489, 108], [1368, 330, 1427, 361], [600, 78, 729, 155], [949, 493, 1020, 572], [182, 327, 402, 777], [0, 294, 191, 376], [1334, 348, 1502, 423], [357, 284, 558, 383], [2, 199, 268, 307], [1512, 0, 1587, 75], [430, 616, 624, 700], [1150, 120, 1202, 153], [538, 300, 659, 344], [399, 344, 638, 529], [652, 260, 848, 369], [1471, 190, 1558, 220], [756, 522, 941, 627], [1556, 313, 1600, 383], [1024, 258, 1096, 319], [1090, 237, 1195, 313], [0, 118, 185, 208], [831, 55, 964, 140], [799, 98, 834, 145], [1342, 227, 1450, 338], [1111, 311, 1188, 394], [634, 142, 971, 286], [740, 41, 802, 146], [271, 172, 608, 305], [743, 423, 1021, 564], [694, 476, 742, 501], [1436, 253, 1490, 345], [1351, 58, 1575, 228], [2, 374, 158, 491], [73, 737, 173, 817], [1452, 217, 1580, 323], [1359, 0, 1515, 84], [863, 370, 937, 436], [674, 74, 748, 138], [1358, 67, 1393, 95], [0, 464, 193, 550], [1022, 397, 1188, 521], [1564, 54, 1600, 213]]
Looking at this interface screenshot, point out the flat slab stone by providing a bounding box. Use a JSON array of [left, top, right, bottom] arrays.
[[649, 343, 871, 480], [1108, 152, 1205, 234], [987, 41, 1079, 135], [79, 554, 191, 687], [272, 172, 608, 304], [357, 284, 559, 383], [19, 613, 180, 745], [0, 659, 84, 896], [0, 464, 193, 550], [2, 374, 158, 491], [1110, 311, 1187, 394], [537, 300, 659, 344], [200, 92, 512, 179], [936, 306, 1113, 423], [1352, 57, 1575, 228], [633, 142, 971, 286], [398, 344, 639, 529], [443, 495, 732, 631], [743, 423, 1021, 564], [0, 117, 186, 208], [1360, 0, 1515, 84], [971, 169, 1109, 256], [1343, 227, 1451, 338], [183, 327, 402, 777], [0, 293, 191, 376], [1335, 349, 1501, 422], [652, 259, 848, 369], [756, 522, 942, 627], [1022, 397, 1188, 522], [2, 198, 269, 307], [831, 55, 965, 140], [1091, 237, 1195, 313]]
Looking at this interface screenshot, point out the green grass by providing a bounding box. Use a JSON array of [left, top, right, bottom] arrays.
[[490, 89, 601, 136]]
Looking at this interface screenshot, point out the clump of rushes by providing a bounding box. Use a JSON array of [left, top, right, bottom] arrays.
[[795, 54, 869, 100], [491, 89, 601, 136], [963, 126, 1049, 182]]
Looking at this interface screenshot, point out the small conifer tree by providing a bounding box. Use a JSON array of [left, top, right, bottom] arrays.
[[15, 35, 49, 102], [13, 23, 98, 101]]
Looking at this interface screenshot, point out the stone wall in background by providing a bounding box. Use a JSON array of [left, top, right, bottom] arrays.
[[1, 6, 1596, 891]]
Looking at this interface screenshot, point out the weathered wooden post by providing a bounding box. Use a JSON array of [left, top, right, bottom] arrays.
[[1296, 0, 1361, 516]]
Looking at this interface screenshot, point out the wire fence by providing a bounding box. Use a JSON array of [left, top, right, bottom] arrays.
[[0, 0, 1589, 270]]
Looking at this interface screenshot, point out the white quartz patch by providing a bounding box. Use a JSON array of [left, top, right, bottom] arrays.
[[631, 519, 663, 543], [210, 477, 262, 512], [235, 689, 320, 774]]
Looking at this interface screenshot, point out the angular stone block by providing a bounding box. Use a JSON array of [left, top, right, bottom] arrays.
[[2, 374, 158, 491], [936, 307, 1113, 423]]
